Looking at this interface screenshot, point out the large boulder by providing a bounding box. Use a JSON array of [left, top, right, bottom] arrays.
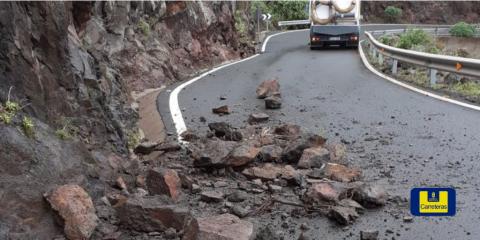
[[44, 185, 98, 240], [183, 214, 253, 240], [115, 195, 191, 232]]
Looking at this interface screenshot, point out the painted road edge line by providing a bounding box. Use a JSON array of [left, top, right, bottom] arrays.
[[358, 39, 480, 112], [169, 29, 309, 140]]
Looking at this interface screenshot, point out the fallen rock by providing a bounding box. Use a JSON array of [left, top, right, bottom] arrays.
[[256, 79, 280, 99], [323, 163, 361, 182], [242, 163, 298, 181], [134, 141, 160, 154], [212, 105, 230, 115], [328, 206, 358, 225], [248, 112, 269, 124], [274, 124, 302, 137], [327, 142, 347, 163], [231, 205, 250, 218], [157, 142, 182, 152], [227, 190, 248, 202], [352, 184, 388, 208], [305, 182, 339, 202], [147, 168, 182, 201], [116, 176, 128, 191], [190, 139, 237, 168], [297, 146, 329, 169], [181, 130, 200, 142], [281, 134, 327, 163], [259, 144, 283, 162], [360, 230, 379, 240], [225, 144, 260, 167], [339, 199, 365, 213], [44, 185, 98, 240], [200, 190, 224, 203], [183, 214, 254, 240], [265, 96, 282, 109], [115, 195, 191, 232], [208, 122, 243, 141]]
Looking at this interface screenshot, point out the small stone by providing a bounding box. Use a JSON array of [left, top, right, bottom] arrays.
[[306, 182, 339, 202], [227, 191, 248, 202], [360, 230, 379, 240], [200, 190, 224, 203], [339, 199, 365, 213], [183, 214, 253, 240], [164, 227, 176, 239], [208, 122, 243, 141], [191, 184, 201, 194], [116, 176, 128, 191], [242, 163, 299, 182], [352, 184, 388, 208], [328, 206, 358, 225], [231, 205, 250, 218], [212, 105, 230, 115], [403, 215, 413, 222], [259, 145, 283, 162], [226, 144, 260, 167], [134, 141, 159, 154], [248, 113, 269, 124], [268, 184, 283, 193], [323, 163, 361, 182], [265, 96, 282, 109]]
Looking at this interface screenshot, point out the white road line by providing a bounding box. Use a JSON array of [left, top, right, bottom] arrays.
[[358, 40, 480, 112], [169, 29, 309, 141]]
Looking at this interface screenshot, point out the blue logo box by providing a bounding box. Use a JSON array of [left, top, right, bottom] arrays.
[[410, 187, 456, 216]]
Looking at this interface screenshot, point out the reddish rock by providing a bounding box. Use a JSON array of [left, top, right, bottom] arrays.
[[256, 79, 280, 99], [115, 195, 191, 232], [226, 144, 260, 167], [327, 142, 347, 163], [297, 146, 329, 169], [116, 176, 128, 191], [242, 163, 298, 181], [281, 134, 327, 163], [183, 214, 254, 240], [274, 124, 302, 137], [306, 182, 339, 202], [190, 139, 237, 168], [44, 185, 98, 240], [208, 122, 243, 141], [212, 105, 230, 115], [258, 144, 283, 162], [352, 184, 388, 208], [324, 163, 361, 183], [147, 168, 182, 201]]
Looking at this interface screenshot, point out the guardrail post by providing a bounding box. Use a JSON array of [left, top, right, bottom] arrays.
[[392, 59, 398, 75], [378, 52, 384, 65], [429, 68, 438, 86]]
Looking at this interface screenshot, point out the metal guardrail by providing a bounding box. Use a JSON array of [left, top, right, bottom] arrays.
[[278, 19, 310, 26], [364, 28, 480, 85]]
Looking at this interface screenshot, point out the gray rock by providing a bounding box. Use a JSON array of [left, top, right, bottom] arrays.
[[360, 230, 379, 240], [200, 190, 224, 203], [265, 96, 282, 109], [248, 113, 269, 124], [328, 206, 359, 225]]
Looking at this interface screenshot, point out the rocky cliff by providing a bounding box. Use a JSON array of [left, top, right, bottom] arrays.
[[362, 1, 480, 24], [0, 1, 254, 239]]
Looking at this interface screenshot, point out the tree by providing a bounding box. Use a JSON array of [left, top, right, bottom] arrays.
[[384, 6, 402, 23]]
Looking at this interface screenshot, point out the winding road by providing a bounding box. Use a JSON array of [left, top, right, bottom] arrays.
[[158, 25, 480, 239]]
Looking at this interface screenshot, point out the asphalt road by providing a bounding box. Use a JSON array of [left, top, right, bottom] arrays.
[[158, 25, 480, 239]]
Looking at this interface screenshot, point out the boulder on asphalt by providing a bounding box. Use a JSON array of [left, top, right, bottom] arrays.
[[225, 144, 260, 167], [256, 79, 280, 99], [327, 142, 347, 163], [248, 112, 269, 124], [265, 95, 282, 109], [200, 190, 224, 203], [183, 214, 254, 240], [146, 168, 182, 201], [115, 195, 191, 232], [242, 163, 298, 181], [281, 133, 327, 163], [134, 141, 160, 154], [360, 230, 379, 240], [180, 130, 200, 142], [323, 163, 361, 183], [297, 146, 329, 169], [208, 122, 243, 141], [44, 185, 98, 240], [258, 144, 283, 162], [190, 139, 237, 168], [328, 206, 359, 225], [212, 105, 230, 115], [352, 184, 388, 208]]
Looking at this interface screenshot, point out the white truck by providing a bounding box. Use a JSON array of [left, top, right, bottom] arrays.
[[309, 0, 361, 49]]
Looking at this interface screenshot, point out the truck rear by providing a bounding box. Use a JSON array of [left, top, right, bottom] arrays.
[[309, 0, 360, 49]]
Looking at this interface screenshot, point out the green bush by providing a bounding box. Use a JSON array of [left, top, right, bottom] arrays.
[[379, 34, 399, 46], [138, 19, 150, 36], [22, 116, 35, 138], [449, 22, 476, 38], [384, 6, 402, 23], [0, 101, 20, 125], [396, 29, 435, 51]]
